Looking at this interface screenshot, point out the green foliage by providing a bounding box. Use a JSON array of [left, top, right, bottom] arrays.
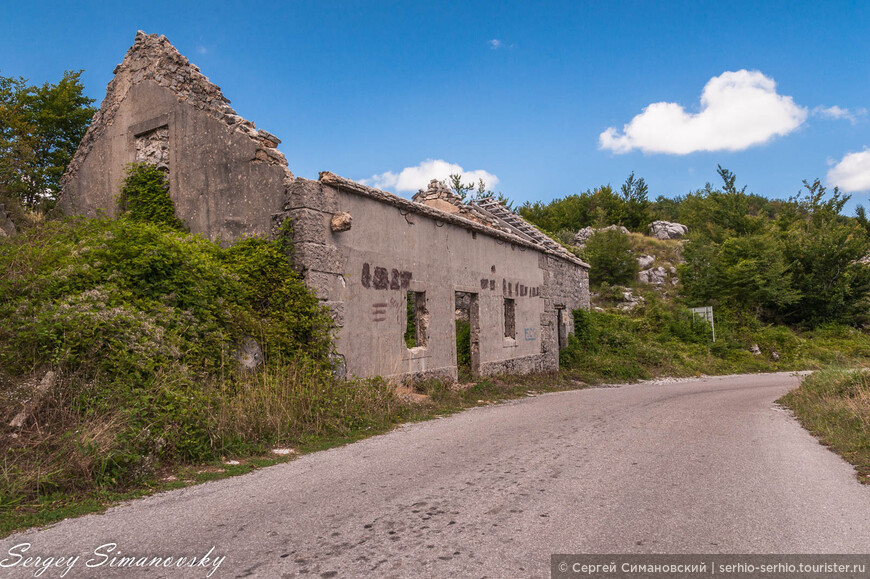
[[446, 173, 515, 210], [561, 297, 713, 381], [571, 307, 598, 348], [776, 180, 870, 326], [560, 294, 870, 383], [515, 165, 869, 327], [679, 232, 800, 317], [649, 195, 682, 222], [0, 70, 95, 210], [0, 217, 332, 379], [446, 173, 482, 201], [618, 172, 651, 231], [455, 319, 471, 379], [581, 229, 639, 287], [118, 163, 184, 229], [519, 184, 620, 233], [654, 167, 777, 242], [519, 173, 651, 235], [678, 171, 870, 327], [0, 215, 333, 491]]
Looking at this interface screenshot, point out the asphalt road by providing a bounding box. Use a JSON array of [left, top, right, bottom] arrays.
[[3, 372, 870, 578]]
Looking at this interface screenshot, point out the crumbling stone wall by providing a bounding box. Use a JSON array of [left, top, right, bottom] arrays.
[[543, 253, 591, 349], [59, 31, 592, 382], [135, 125, 170, 170], [59, 31, 290, 242]]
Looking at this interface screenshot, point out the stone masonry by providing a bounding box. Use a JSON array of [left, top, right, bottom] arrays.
[[58, 31, 591, 381], [135, 125, 170, 171]]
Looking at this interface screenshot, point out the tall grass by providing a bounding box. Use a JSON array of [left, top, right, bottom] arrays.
[[780, 368, 870, 481], [211, 361, 401, 447]]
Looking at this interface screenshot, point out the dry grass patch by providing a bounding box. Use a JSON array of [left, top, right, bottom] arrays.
[[779, 367, 870, 482]]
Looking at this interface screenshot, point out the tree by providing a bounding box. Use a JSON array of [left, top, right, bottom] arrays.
[[777, 180, 870, 325], [618, 172, 651, 231], [679, 233, 800, 319], [0, 70, 95, 210], [445, 173, 515, 211], [679, 176, 870, 327], [518, 185, 624, 234], [582, 229, 639, 287], [677, 166, 767, 243], [446, 173, 477, 200]]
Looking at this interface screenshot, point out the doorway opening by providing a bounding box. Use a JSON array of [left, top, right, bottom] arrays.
[[455, 291, 480, 381], [556, 307, 566, 350]]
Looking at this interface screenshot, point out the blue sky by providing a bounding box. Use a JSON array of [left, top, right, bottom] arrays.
[[2, 1, 868, 210]]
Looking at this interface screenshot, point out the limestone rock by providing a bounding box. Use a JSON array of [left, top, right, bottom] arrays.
[[234, 337, 263, 370], [638, 266, 669, 286], [649, 220, 688, 240], [750, 343, 762, 356], [616, 288, 645, 311], [573, 224, 630, 247], [0, 203, 17, 237], [9, 371, 56, 428], [330, 212, 353, 232], [637, 254, 655, 269]]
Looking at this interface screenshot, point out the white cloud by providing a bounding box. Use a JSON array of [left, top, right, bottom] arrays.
[[599, 70, 808, 155], [828, 149, 870, 193], [361, 159, 499, 194], [488, 39, 502, 49], [813, 105, 867, 124], [196, 45, 208, 55]]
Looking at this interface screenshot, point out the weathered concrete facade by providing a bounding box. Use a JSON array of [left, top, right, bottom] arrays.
[[278, 175, 590, 380], [59, 32, 590, 381]]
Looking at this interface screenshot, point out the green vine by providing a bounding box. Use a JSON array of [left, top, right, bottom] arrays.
[[118, 163, 185, 230]]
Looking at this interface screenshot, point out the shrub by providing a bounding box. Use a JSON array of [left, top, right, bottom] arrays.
[[582, 229, 639, 287], [0, 213, 333, 493], [456, 320, 471, 374]]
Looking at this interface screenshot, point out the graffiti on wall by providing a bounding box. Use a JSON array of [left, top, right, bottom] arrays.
[[361, 263, 412, 290], [371, 302, 388, 323], [370, 296, 406, 324], [502, 279, 540, 298]]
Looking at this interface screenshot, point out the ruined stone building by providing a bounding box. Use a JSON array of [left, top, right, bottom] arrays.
[[58, 32, 590, 381]]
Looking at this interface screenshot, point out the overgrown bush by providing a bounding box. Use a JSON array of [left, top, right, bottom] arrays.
[[456, 320, 472, 380], [559, 294, 870, 382], [117, 163, 185, 229], [0, 208, 333, 500], [518, 173, 650, 234]]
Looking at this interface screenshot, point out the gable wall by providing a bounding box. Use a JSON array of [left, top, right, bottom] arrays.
[[58, 80, 287, 242]]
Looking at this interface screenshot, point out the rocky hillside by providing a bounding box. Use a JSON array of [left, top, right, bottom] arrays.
[[567, 220, 689, 310]]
